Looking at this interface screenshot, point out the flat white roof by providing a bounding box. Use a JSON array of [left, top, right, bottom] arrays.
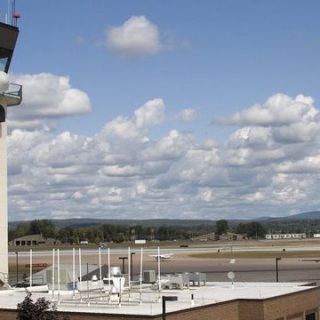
[[0, 282, 316, 316]]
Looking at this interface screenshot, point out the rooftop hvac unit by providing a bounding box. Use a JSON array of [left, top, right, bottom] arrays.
[[143, 270, 156, 283]]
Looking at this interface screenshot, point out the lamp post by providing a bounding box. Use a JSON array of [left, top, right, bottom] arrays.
[[275, 257, 281, 282], [15, 251, 18, 284], [162, 296, 178, 320], [130, 252, 135, 281], [118, 256, 128, 274]]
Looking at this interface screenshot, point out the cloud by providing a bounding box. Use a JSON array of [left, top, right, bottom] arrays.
[[244, 191, 265, 202], [214, 94, 318, 127], [8, 73, 91, 130], [177, 108, 197, 122], [102, 98, 165, 141], [271, 174, 307, 204], [106, 16, 161, 57], [134, 98, 165, 127], [198, 188, 216, 202], [228, 127, 272, 148], [277, 155, 320, 174], [7, 93, 320, 220], [272, 121, 320, 143]]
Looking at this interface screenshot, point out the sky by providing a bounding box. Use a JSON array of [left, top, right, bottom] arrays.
[[2, 0, 320, 221]]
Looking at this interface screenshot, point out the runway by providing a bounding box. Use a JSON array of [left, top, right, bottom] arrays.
[[8, 241, 320, 284]]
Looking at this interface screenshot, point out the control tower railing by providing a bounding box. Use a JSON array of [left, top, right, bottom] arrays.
[[3, 82, 22, 106]]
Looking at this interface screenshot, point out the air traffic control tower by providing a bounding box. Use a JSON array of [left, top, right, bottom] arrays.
[[0, 20, 22, 283]]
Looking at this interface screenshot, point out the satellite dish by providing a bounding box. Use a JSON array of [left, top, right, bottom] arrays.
[[227, 271, 235, 280]]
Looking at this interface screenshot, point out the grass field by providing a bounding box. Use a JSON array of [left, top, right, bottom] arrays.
[[8, 241, 191, 252], [189, 250, 320, 259], [9, 239, 320, 252]]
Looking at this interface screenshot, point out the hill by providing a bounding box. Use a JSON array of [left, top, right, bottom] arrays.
[[9, 218, 217, 229], [277, 211, 320, 221], [8, 211, 320, 230]]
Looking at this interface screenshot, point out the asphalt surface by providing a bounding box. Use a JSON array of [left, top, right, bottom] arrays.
[[8, 241, 320, 284]]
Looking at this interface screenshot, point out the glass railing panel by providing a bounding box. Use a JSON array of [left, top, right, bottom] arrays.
[[5, 82, 22, 97]]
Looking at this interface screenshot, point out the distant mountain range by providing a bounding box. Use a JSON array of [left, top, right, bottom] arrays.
[[8, 218, 216, 229], [263, 211, 320, 221], [8, 211, 320, 229]]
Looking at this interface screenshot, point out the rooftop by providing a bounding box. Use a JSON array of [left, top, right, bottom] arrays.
[[0, 281, 316, 316]]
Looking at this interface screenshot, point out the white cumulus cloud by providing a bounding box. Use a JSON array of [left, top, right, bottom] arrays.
[[7, 93, 320, 220], [102, 98, 165, 141], [8, 73, 91, 130], [106, 16, 162, 57], [214, 94, 318, 127], [177, 108, 197, 122]]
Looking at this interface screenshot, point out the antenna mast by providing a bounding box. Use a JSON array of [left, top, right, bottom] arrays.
[[8, 0, 20, 26]]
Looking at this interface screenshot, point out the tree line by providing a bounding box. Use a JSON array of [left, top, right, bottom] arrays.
[[8, 219, 268, 244]]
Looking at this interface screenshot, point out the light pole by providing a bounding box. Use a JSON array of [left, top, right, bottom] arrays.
[[130, 252, 135, 281], [162, 296, 178, 320], [275, 257, 281, 282], [118, 256, 128, 274], [15, 251, 18, 284]]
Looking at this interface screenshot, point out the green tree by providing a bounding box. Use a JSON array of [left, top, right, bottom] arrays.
[[30, 220, 56, 238], [15, 222, 31, 238], [236, 222, 266, 239], [114, 232, 126, 243], [57, 227, 75, 244], [16, 293, 69, 320], [215, 220, 229, 235], [157, 226, 170, 240]]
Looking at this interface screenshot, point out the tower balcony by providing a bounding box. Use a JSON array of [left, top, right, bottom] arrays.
[[1, 82, 22, 106]]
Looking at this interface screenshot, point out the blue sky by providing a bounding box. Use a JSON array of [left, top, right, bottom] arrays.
[[11, 0, 320, 137], [2, 0, 320, 220]]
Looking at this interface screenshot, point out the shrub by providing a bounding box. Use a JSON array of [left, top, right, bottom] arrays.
[[16, 293, 69, 320]]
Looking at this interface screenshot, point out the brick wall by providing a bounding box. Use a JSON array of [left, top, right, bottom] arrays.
[[263, 287, 320, 320], [165, 300, 239, 320], [238, 300, 264, 319]]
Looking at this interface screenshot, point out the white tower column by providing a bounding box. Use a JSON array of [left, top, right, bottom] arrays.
[[0, 103, 8, 281], [0, 19, 22, 284]]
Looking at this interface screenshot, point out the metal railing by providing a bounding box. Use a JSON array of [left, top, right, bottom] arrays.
[[4, 82, 22, 105]]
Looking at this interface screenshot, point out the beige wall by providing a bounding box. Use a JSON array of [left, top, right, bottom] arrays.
[[263, 288, 320, 320]]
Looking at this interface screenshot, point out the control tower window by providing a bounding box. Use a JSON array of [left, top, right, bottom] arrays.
[[0, 48, 12, 73], [0, 22, 19, 73], [0, 105, 5, 123]]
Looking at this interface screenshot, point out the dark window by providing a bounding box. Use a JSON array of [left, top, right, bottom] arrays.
[[0, 22, 19, 72], [0, 48, 11, 72], [0, 105, 5, 123], [306, 313, 316, 320]]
